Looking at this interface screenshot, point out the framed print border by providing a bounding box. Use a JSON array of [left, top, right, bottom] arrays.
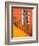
[[5, 1, 38, 45]]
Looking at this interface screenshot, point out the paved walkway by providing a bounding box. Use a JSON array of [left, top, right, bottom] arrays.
[[13, 25, 29, 37]]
